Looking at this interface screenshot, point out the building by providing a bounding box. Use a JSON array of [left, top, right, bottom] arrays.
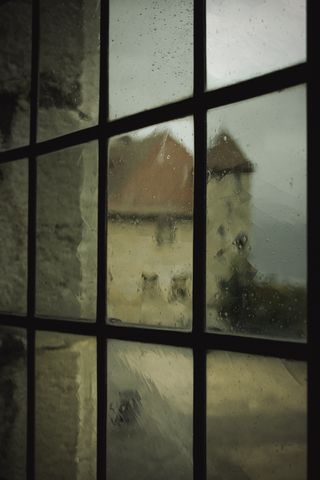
[[107, 130, 194, 329], [107, 128, 254, 331]]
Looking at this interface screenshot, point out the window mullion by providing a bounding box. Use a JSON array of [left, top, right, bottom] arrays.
[[193, 0, 207, 479], [307, 0, 318, 477], [96, 0, 109, 479], [26, 0, 40, 478]]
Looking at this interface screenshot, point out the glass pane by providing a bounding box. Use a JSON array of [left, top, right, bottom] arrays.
[[109, 0, 193, 119], [36, 142, 98, 320], [107, 340, 193, 480], [207, 0, 306, 91], [0, 160, 28, 314], [107, 118, 193, 329], [37, 0, 100, 141], [206, 85, 306, 339], [207, 351, 307, 480], [0, 326, 27, 480], [36, 332, 96, 480], [0, 0, 31, 151]]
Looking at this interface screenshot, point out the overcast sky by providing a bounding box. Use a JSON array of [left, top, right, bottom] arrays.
[[109, 0, 305, 118], [206, 0, 306, 89], [109, 0, 193, 119]]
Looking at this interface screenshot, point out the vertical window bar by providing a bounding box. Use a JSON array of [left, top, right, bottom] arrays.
[[26, 328, 35, 480], [29, 0, 40, 147], [193, 1, 207, 479], [27, 0, 40, 479], [97, 0, 109, 479], [307, 0, 317, 478]]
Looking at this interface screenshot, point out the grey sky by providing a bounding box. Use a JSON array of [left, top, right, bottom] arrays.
[[206, 0, 306, 89], [109, 0, 305, 118], [109, 0, 193, 119]]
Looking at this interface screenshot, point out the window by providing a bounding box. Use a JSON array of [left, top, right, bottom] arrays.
[[0, 1, 316, 480]]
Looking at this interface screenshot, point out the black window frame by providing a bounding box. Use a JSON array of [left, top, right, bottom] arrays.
[[0, 0, 317, 479]]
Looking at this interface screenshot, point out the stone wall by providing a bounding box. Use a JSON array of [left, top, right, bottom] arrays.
[[0, 160, 28, 314], [37, 0, 99, 141], [0, 0, 31, 150], [0, 0, 99, 320], [0, 328, 27, 480], [0, 330, 97, 480], [1, 2, 99, 478], [35, 333, 96, 480], [35, 142, 98, 321]]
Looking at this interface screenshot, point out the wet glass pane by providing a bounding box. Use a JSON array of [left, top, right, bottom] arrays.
[[207, 351, 307, 480], [37, 0, 100, 141], [107, 118, 193, 329], [36, 142, 98, 320], [0, 0, 31, 151], [206, 85, 306, 339], [109, 0, 193, 119], [35, 331, 96, 480], [207, 0, 306, 91], [0, 160, 28, 314], [0, 326, 27, 480], [107, 340, 193, 480]]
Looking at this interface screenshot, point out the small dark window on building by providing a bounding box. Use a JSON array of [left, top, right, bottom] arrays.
[[155, 216, 176, 245]]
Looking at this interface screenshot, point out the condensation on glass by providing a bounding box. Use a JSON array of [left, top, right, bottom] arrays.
[[206, 85, 306, 339], [0, 0, 31, 151], [37, 0, 100, 141], [206, 0, 306, 91], [207, 351, 307, 480], [107, 340, 193, 480], [107, 118, 193, 329], [35, 331, 97, 480], [109, 0, 193, 119], [0, 326, 27, 480], [0, 160, 28, 314], [36, 142, 98, 320]]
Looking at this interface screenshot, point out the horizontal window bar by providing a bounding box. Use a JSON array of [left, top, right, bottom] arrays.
[[0, 145, 31, 164], [105, 324, 194, 348], [0, 314, 307, 360], [0, 126, 99, 163], [106, 64, 306, 136], [0, 315, 97, 336], [203, 332, 307, 360], [0, 64, 306, 164], [205, 63, 306, 110], [0, 315, 30, 329]]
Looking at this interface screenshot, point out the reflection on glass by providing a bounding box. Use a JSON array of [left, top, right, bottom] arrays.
[[36, 142, 98, 320], [0, 160, 28, 314], [35, 332, 96, 480], [107, 340, 193, 480], [206, 85, 306, 339], [107, 118, 193, 329], [109, 0, 193, 119], [0, 327, 26, 480], [207, 351, 307, 480], [0, 0, 31, 151], [206, 0, 306, 91], [38, 0, 99, 140]]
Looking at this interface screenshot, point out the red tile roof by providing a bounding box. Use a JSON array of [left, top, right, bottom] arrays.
[[108, 131, 194, 216], [108, 130, 253, 216]]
